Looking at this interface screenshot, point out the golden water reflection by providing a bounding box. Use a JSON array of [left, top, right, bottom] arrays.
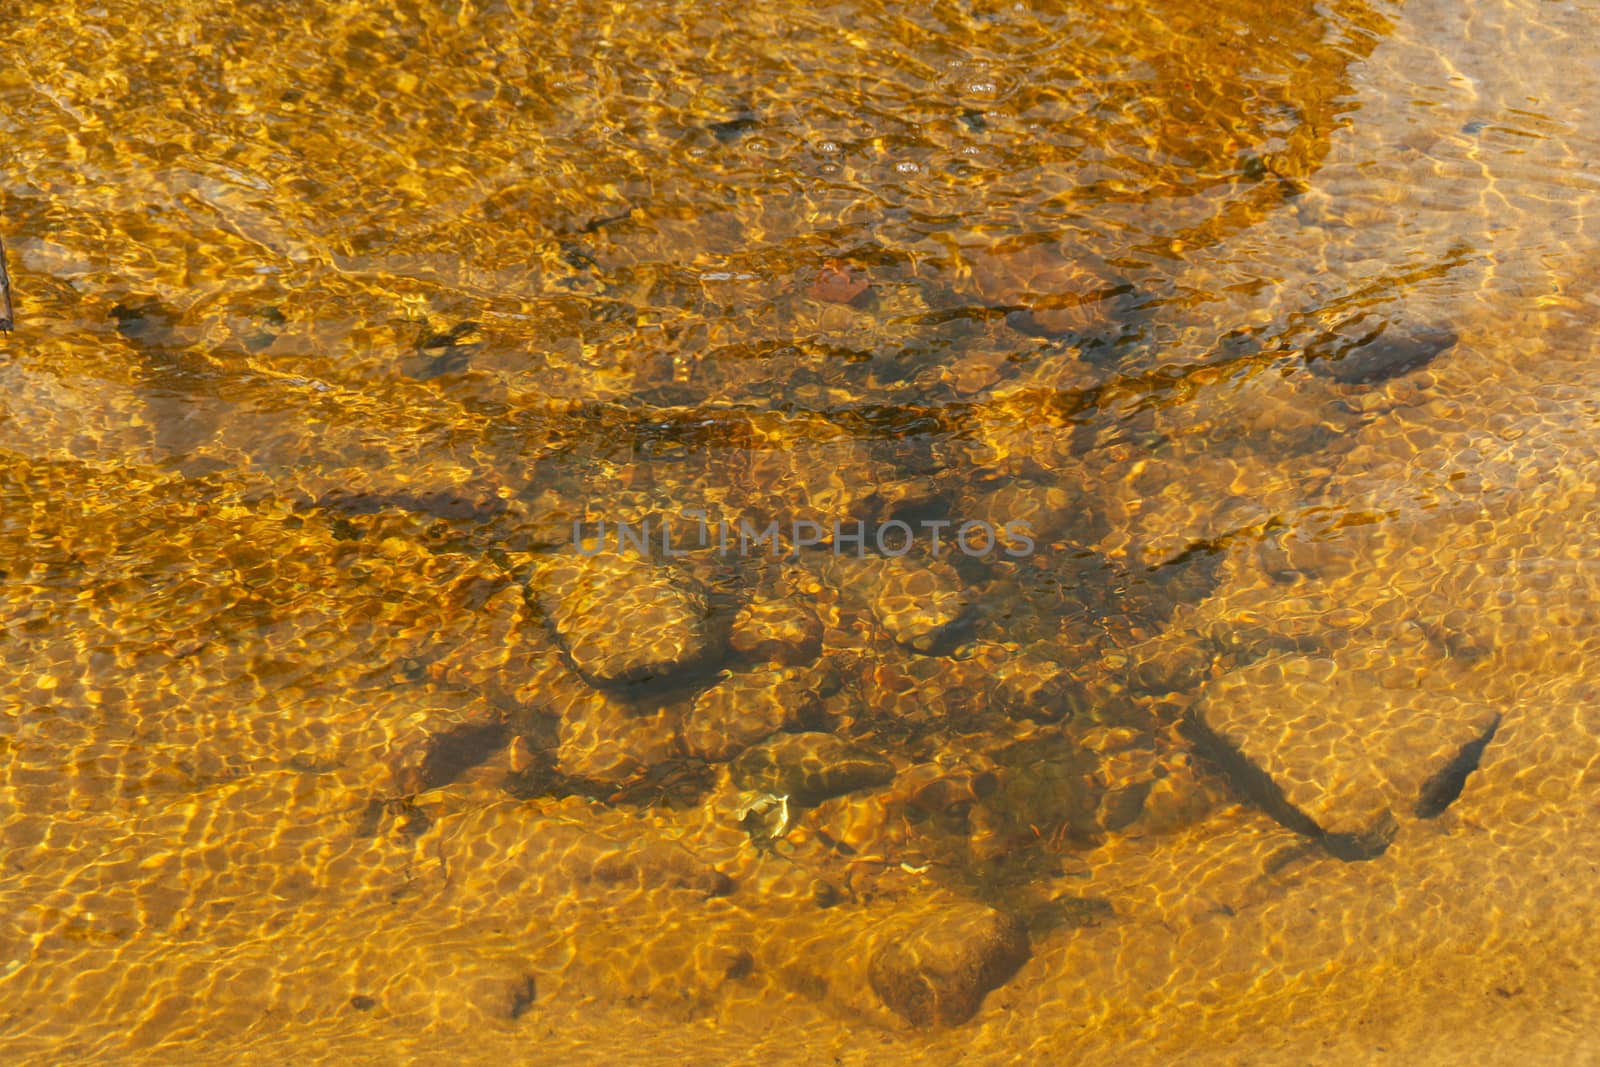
[[4, 0, 1600, 1062]]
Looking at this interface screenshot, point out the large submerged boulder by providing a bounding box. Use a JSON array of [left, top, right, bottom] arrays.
[[867, 902, 1031, 1027], [533, 550, 720, 687]]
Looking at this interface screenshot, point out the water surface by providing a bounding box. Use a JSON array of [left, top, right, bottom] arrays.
[[3, 0, 1600, 1062]]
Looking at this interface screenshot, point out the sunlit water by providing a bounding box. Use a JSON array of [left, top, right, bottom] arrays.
[[3, 0, 1600, 1062]]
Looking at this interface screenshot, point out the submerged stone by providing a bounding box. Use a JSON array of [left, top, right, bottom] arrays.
[[681, 667, 822, 762], [992, 648, 1091, 722], [851, 554, 969, 653], [729, 598, 823, 666], [892, 757, 1000, 814], [863, 650, 1002, 724], [1308, 323, 1457, 384], [731, 731, 896, 807], [552, 687, 681, 784], [385, 711, 508, 795], [586, 840, 734, 896], [867, 904, 1030, 1027], [968, 242, 1122, 339], [534, 550, 718, 687]]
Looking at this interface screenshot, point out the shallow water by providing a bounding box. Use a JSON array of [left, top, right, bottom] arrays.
[[4, 0, 1600, 1062]]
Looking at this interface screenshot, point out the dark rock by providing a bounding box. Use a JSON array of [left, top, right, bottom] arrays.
[[385, 712, 508, 795], [1308, 323, 1456, 385], [708, 114, 759, 143], [587, 840, 734, 897], [681, 667, 822, 762], [729, 598, 823, 665], [830, 554, 967, 653], [732, 732, 896, 807], [535, 551, 719, 687], [315, 481, 507, 522], [552, 687, 681, 784], [464, 969, 538, 1022], [868, 905, 1030, 1026]]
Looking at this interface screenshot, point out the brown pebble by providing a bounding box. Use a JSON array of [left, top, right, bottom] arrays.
[[867, 904, 1030, 1026], [806, 261, 871, 304]]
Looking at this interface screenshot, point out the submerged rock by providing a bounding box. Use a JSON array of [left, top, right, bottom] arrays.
[[586, 840, 734, 896], [681, 667, 823, 762], [943, 350, 1012, 396], [892, 756, 1000, 814], [1126, 628, 1214, 694], [968, 241, 1123, 339], [731, 731, 896, 807], [991, 648, 1091, 722], [832, 554, 968, 653], [729, 598, 823, 666], [385, 708, 508, 795], [427, 804, 732, 901], [552, 687, 682, 784], [457, 965, 538, 1024], [534, 551, 719, 687], [1306, 322, 1457, 384], [863, 651, 1000, 724], [805, 260, 872, 305], [867, 903, 1030, 1027]]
